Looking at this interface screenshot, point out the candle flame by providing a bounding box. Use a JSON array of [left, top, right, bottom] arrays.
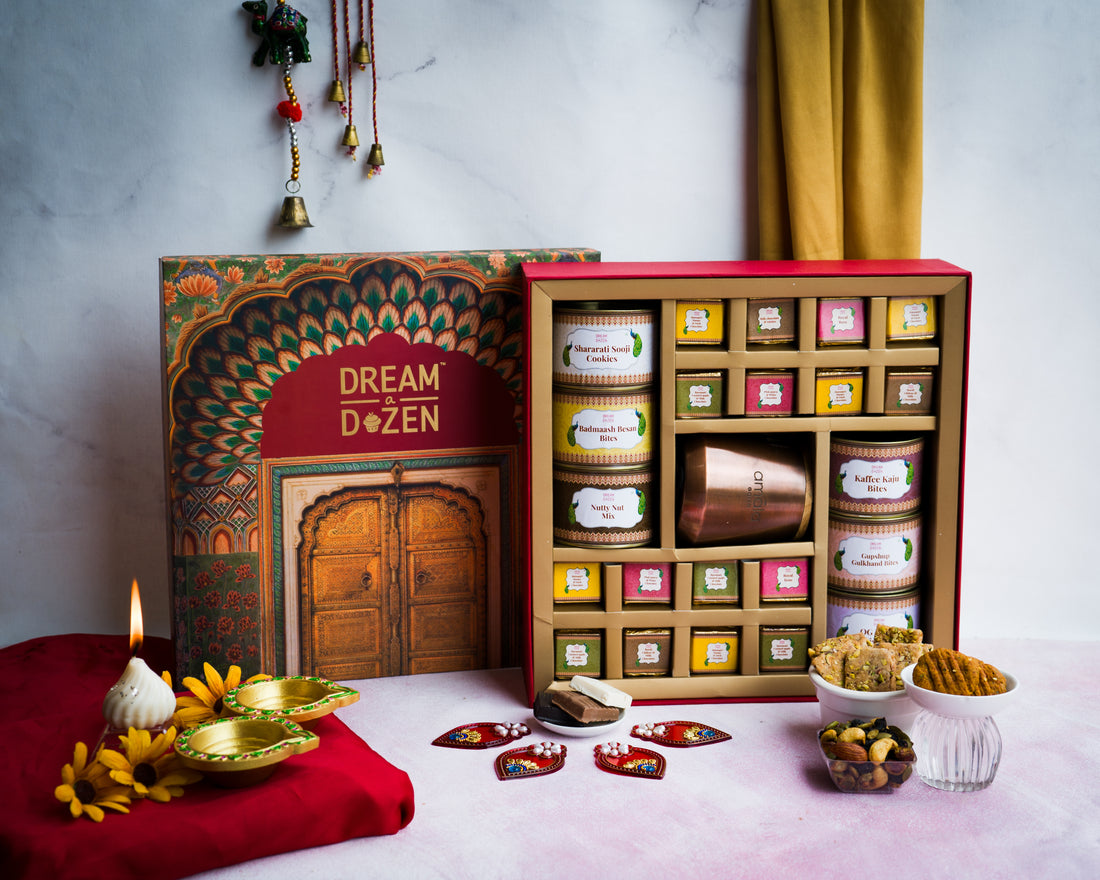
[[129, 579, 143, 655]]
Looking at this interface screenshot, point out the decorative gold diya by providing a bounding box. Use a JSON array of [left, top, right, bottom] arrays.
[[175, 716, 319, 787], [224, 675, 359, 728]]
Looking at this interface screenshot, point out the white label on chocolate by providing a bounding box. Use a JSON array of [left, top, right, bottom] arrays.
[[564, 643, 590, 666], [636, 642, 661, 664], [564, 567, 590, 593], [688, 384, 713, 408], [564, 327, 641, 373], [636, 568, 663, 592], [571, 487, 645, 529], [570, 407, 644, 450], [757, 382, 784, 407], [903, 302, 928, 328], [838, 535, 913, 576], [705, 642, 730, 664], [830, 307, 856, 332], [776, 564, 801, 591], [704, 567, 729, 591], [897, 382, 924, 406], [770, 638, 794, 661], [757, 305, 782, 330], [839, 458, 913, 500], [828, 383, 854, 407], [684, 308, 711, 333]]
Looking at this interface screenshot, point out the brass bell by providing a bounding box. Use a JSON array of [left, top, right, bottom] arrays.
[[278, 195, 313, 228], [327, 79, 346, 102], [342, 124, 360, 147], [366, 142, 385, 166], [352, 40, 372, 65]]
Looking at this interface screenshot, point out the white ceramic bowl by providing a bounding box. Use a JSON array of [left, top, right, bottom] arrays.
[[900, 663, 1020, 718], [809, 669, 918, 732]]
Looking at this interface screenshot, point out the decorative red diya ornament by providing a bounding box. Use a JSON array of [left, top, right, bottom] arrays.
[[494, 742, 566, 780], [593, 742, 665, 780], [630, 721, 731, 748], [432, 722, 530, 750]]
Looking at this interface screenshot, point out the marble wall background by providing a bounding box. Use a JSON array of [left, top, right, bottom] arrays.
[[2, 1, 1097, 647]]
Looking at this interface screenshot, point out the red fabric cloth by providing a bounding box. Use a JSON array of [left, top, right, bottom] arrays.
[[1, 634, 415, 879]]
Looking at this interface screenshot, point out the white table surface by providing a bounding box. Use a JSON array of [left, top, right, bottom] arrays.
[[189, 638, 1099, 879]]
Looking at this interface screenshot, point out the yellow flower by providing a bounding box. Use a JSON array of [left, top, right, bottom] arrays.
[[54, 741, 131, 822], [99, 727, 201, 803], [176, 662, 270, 729]]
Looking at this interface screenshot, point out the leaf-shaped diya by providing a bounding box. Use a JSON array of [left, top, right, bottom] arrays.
[[494, 742, 567, 780], [432, 722, 530, 749], [224, 676, 359, 728], [630, 720, 731, 747], [175, 716, 319, 787], [593, 742, 665, 779]]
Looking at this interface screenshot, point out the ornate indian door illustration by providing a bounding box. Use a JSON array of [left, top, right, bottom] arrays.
[[297, 481, 488, 679]]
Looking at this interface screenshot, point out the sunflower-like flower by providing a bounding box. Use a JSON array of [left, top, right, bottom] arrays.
[[98, 727, 201, 803], [175, 662, 270, 729], [54, 741, 132, 822]]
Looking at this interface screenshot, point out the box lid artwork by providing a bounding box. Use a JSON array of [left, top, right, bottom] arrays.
[[161, 249, 598, 682]]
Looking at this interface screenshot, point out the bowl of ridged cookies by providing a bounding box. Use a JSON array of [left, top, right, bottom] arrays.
[[900, 647, 1019, 792]]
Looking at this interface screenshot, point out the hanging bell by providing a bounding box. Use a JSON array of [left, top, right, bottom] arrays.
[[328, 79, 346, 102], [352, 40, 372, 65], [342, 124, 360, 147], [366, 142, 385, 166], [278, 195, 313, 228]]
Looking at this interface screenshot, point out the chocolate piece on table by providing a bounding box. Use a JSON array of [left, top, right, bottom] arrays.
[[551, 689, 620, 723]]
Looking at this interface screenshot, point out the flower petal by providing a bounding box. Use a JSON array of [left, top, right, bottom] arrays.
[[55, 784, 75, 803], [68, 798, 83, 819], [83, 804, 105, 823], [203, 663, 226, 697], [97, 749, 129, 771], [182, 677, 216, 707], [224, 665, 243, 691]]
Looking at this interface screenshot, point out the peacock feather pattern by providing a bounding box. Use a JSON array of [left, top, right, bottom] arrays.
[[165, 256, 533, 496]]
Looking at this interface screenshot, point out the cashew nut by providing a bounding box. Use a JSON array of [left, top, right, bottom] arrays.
[[868, 737, 898, 763], [838, 726, 866, 744]]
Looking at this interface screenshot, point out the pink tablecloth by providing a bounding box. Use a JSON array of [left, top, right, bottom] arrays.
[[2, 634, 414, 880]]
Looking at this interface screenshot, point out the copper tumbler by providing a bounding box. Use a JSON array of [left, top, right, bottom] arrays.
[[678, 436, 812, 545]]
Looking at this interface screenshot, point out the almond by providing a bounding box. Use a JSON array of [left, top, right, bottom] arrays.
[[831, 741, 868, 762]]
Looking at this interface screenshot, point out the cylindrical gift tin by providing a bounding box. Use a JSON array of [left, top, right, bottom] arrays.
[[759, 626, 810, 673], [747, 297, 796, 344], [554, 629, 603, 679], [814, 369, 864, 415], [744, 370, 795, 417], [623, 629, 672, 677], [552, 388, 654, 466], [816, 297, 866, 346], [827, 512, 922, 592], [622, 561, 672, 604], [675, 371, 724, 419], [884, 369, 935, 416], [829, 436, 924, 516], [691, 562, 739, 605], [675, 299, 725, 345], [759, 557, 810, 603], [826, 587, 921, 640], [552, 306, 656, 388], [552, 562, 602, 604], [690, 628, 740, 674], [553, 464, 654, 548], [677, 436, 812, 546], [886, 296, 937, 342]]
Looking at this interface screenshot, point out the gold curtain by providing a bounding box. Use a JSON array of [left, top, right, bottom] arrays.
[[757, 0, 924, 259]]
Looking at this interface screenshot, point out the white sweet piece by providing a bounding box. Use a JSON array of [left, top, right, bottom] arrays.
[[569, 675, 632, 709], [102, 656, 177, 731]]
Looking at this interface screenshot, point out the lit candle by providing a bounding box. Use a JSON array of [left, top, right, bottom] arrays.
[[101, 580, 176, 732]]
